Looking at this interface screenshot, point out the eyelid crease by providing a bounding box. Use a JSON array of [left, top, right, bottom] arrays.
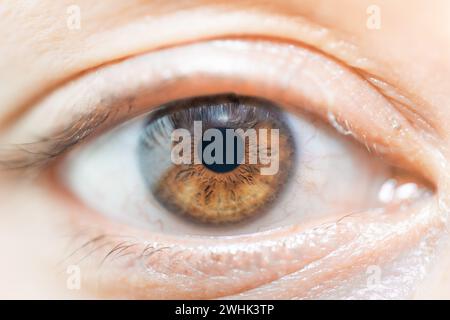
[[0, 38, 440, 184], [0, 35, 360, 173], [0, 6, 375, 130], [356, 69, 443, 141]]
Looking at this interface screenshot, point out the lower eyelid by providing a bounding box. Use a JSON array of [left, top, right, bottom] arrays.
[[65, 193, 441, 299]]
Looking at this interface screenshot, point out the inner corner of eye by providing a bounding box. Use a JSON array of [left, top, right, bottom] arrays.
[[375, 166, 434, 208]]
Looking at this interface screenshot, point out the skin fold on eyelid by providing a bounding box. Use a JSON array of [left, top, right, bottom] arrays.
[[0, 1, 376, 124], [3, 0, 446, 144], [0, 40, 445, 186]]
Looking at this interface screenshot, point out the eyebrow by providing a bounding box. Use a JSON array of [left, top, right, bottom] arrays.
[[0, 109, 112, 172]]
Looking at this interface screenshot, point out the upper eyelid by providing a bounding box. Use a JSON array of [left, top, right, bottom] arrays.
[[1, 34, 402, 134], [0, 38, 441, 184], [1, 5, 440, 146], [0, 7, 377, 129]]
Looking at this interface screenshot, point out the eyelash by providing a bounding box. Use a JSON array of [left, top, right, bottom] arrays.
[[0, 38, 435, 190], [65, 233, 172, 267], [0, 109, 114, 172]]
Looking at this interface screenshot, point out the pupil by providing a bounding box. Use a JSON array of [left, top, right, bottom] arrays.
[[201, 127, 243, 173]]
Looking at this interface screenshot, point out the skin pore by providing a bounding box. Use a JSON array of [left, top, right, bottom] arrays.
[[0, 0, 449, 298]]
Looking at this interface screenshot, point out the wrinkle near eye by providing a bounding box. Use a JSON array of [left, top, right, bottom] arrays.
[[63, 193, 440, 299]]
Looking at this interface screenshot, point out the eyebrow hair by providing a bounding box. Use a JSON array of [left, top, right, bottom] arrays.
[[0, 109, 112, 172]]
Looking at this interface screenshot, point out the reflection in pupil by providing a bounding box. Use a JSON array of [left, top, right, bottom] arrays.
[[201, 127, 244, 173]]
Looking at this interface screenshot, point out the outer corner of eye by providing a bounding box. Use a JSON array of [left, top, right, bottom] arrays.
[[57, 91, 431, 239]]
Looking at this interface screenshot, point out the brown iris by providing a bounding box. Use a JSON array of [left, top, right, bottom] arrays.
[[139, 94, 295, 224]]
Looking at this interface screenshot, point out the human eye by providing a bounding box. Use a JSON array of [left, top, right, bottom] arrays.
[[63, 92, 396, 234], [1, 39, 440, 299]]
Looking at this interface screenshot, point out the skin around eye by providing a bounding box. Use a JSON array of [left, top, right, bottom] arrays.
[[13, 38, 436, 299], [1, 0, 450, 301]]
